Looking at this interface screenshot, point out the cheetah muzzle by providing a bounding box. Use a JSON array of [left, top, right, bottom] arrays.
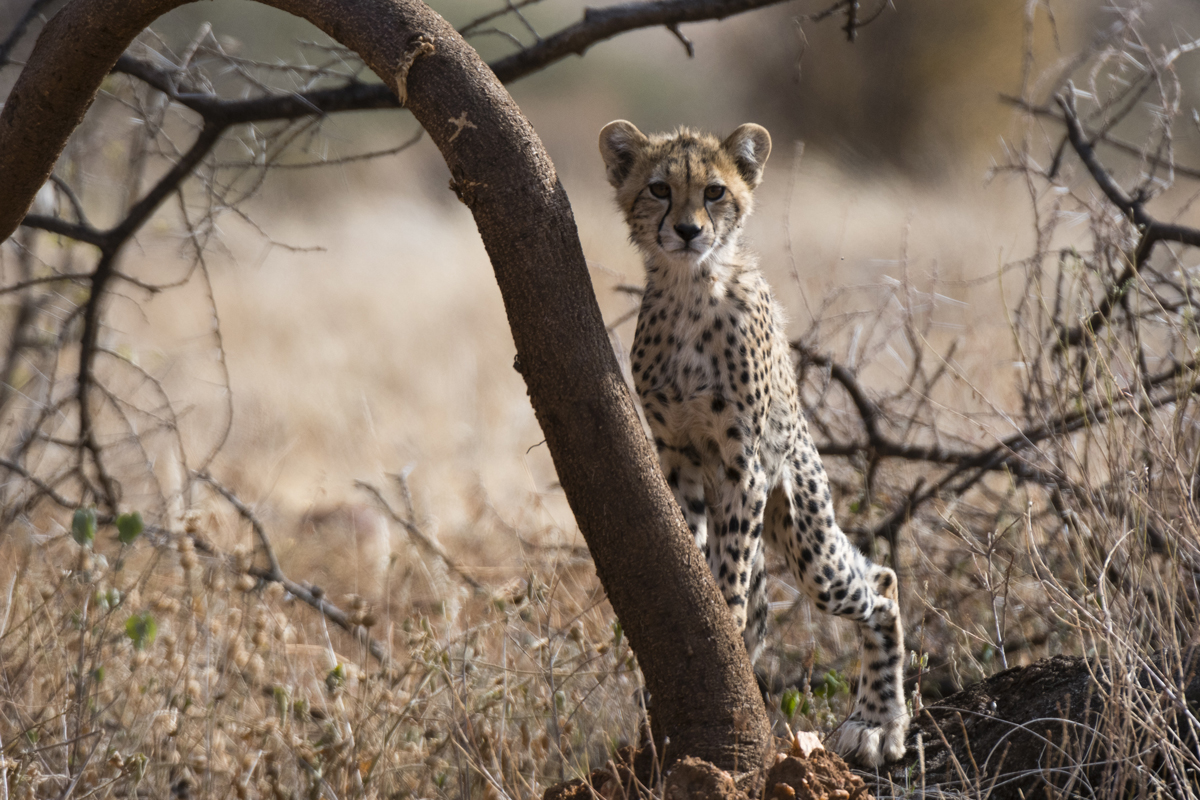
[[599, 120, 909, 767]]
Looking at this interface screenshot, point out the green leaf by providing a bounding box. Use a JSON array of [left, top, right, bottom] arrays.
[[814, 670, 849, 699], [72, 508, 97, 547], [273, 685, 291, 718], [780, 687, 800, 718], [325, 663, 347, 693], [825, 670, 850, 696], [125, 613, 157, 650], [116, 511, 144, 544]]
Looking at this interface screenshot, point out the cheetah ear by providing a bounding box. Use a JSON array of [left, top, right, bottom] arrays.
[[723, 124, 772, 189], [599, 120, 648, 188]]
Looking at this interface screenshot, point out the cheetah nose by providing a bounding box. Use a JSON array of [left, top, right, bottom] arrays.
[[674, 222, 702, 242]]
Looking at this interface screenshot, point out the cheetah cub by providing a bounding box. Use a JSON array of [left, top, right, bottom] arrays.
[[599, 121, 909, 766]]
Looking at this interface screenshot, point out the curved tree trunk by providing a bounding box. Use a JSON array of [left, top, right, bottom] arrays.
[[0, 0, 771, 771]]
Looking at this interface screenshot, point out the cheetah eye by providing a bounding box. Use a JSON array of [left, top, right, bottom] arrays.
[[648, 182, 671, 199], [704, 185, 726, 202]]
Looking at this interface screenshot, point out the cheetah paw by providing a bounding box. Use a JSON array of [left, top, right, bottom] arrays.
[[830, 714, 909, 767]]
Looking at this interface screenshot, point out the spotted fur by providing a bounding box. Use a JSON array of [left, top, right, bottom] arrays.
[[599, 121, 909, 766]]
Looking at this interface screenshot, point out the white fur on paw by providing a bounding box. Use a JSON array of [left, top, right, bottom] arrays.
[[831, 715, 909, 767], [882, 714, 908, 762]]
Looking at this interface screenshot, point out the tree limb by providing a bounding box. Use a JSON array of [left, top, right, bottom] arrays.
[[488, 0, 796, 82]]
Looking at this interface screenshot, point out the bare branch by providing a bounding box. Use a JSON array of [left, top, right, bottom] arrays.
[[0, 0, 57, 68], [459, 0, 546, 36], [1052, 92, 1200, 349], [195, 471, 284, 580], [0, 457, 76, 511], [666, 24, 695, 58], [355, 480, 485, 592], [487, 0, 796, 83], [999, 94, 1200, 182], [20, 214, 107, 248], [187, 476, 393, 667], [0, 272, 95, 295]]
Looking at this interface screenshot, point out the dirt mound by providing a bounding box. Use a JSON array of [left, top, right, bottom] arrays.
[[664, 757, 742, 800], [543, 741, 871, 800], [764, 752, 872, 800]]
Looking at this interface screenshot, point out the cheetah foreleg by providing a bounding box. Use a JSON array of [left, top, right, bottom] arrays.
[[658, 446, 710, 554], [708, 462, 768, 634], [831, 568, 909, 766]]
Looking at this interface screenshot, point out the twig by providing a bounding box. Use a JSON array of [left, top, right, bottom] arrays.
[[0, 458, 76, 514], [1053, 91, 1200, 349], [488, 0, 801, 83], [194, 471, 283, 580], [46, 175, 90, 227], [0, 0, 57, 68], [192, 471, 393, 667], [459, 0, 547, 36], [666, 24, 695, 57], [0, 272, 95, 295], [355, 480, 485, 592], [19, 215, 107, 248]]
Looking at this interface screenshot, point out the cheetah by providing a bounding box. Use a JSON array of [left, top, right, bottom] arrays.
[[599, 120, 909, 766]]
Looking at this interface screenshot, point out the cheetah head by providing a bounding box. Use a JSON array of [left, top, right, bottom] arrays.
[[599, 121, 771, 269]]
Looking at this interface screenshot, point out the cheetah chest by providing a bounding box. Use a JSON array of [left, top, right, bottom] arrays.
[[634, 293, 731, 403]]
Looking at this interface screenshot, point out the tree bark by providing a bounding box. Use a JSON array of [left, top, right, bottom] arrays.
[[0, 0, 771, 770]]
